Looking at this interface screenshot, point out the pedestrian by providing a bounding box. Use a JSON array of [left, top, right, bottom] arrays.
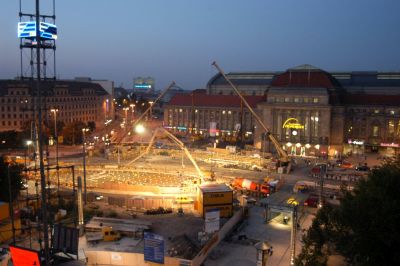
[[269, 246, 273, 256]]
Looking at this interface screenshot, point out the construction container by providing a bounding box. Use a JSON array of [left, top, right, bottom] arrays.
[[0, 202, 9, 221], [198, 184, 233, 218]]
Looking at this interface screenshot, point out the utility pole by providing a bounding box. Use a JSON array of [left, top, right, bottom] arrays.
[[51, 108, 60, 204], [82, 128, 89, 205]]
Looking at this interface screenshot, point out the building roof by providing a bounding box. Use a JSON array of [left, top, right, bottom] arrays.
[[199, 183, 232, 193], [207, 72, 276, 87], [167, 93, 265, 108], [0, 79, 109, 97], [270, 66, 340, 89], [342, 94, 400, 106]]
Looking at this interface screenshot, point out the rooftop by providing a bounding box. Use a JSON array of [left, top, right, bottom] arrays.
[[199, 183, 232, 193], [167, 94, 265, 108]]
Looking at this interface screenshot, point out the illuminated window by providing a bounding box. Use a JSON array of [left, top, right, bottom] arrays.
[[390, 110, 395, 115], [294, 98, 301, 103], [304, 98, 309, 103], [284, 97, 290, 103], [313, 97, 319, 103], [372, 126, 379, 137], [374, 109, 379, 114]]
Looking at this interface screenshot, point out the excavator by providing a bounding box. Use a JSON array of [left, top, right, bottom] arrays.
[[212, 62, 290, 171]]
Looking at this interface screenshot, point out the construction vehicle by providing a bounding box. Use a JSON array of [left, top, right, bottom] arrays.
[[128, 127, 205, 182], [233, 178, 270, 196], [212, 62, 290, 171], [86, 226, 121, 244]]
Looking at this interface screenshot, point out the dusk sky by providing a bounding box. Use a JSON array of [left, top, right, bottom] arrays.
[[1, 0, 400, 90]]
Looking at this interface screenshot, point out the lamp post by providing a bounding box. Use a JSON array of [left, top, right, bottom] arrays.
[[130, 104, 135, 122], [82, 128, 89, 205], [51, 108, 60, 203], [148, 101, 154, 121]]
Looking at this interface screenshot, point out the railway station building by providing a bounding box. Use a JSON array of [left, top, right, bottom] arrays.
[[166, 64, 400, 157]]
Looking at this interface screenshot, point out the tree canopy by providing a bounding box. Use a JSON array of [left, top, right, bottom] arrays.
[[0, 156, 24, 202], [296, 158, 400, 265]]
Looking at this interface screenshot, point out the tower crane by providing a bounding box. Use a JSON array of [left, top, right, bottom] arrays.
[[212, 62, 290, 167]]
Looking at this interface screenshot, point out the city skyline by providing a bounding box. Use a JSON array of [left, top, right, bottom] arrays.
[[1, 0, 400, 90]]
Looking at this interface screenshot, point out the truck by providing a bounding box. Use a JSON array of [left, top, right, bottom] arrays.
[[264, 177, 284, 192], [233, 178, 270, 196], [86, 226, 121, 244]]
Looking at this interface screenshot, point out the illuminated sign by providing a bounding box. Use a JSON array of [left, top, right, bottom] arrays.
[[380, 143, 399, 147], [9, 245, 41, 266], [18, 21, 58, 40], [282, 118, 304, 129], [348, 139, 364, 145], [134, 84, 152, 89]]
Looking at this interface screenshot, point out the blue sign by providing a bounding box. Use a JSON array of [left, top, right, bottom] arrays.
[[18, 21, 58, 40], [144, 232, 164, 264]]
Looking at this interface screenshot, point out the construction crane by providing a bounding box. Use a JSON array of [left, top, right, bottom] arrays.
[[114, 81, 176, 145], [212, 62, 290, 167], [127, 127, 205, 182]]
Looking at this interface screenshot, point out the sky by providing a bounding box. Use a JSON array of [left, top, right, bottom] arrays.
[[1, 0, 400, 90]]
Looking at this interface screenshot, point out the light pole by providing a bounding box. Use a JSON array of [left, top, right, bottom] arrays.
[[51, 108, 60, 203], [130, 104, 135, 122], [148, 101, 154, 121], [82, 128, 89, 205]]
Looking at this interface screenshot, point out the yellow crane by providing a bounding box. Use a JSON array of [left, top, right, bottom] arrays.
[[212, 62, 290, 167]]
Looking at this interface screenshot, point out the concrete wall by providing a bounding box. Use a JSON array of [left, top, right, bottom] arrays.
[[191, 209, 243, 266], [86, 251, 184, 266]]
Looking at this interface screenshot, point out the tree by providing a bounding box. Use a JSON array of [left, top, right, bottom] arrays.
[[296, 158, 400, 266], [0, 156, 24, 202], [61, 121, 86, 145]]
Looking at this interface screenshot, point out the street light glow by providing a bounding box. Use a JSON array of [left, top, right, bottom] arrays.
[[135, 124, 145, 134]]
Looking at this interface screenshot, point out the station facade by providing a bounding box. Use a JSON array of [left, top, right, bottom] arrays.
[[166, 64, 400, 157]]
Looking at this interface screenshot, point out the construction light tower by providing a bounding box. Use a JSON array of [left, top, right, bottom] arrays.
[[18, 0, 57, 80]]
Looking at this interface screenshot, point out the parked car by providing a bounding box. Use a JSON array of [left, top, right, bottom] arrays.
[[356, 165, 370, 171], [304, 196, 319, 208]]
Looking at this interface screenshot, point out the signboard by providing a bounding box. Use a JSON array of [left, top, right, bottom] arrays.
[[18, 21, 58, 40], [205, 209, 220, 233], [53, 224, 79, 255], [348, 139, 364, 145], [144, 232, 164, 264], [9, 245, 41, 266], [282, 118, 304, 129], [380, 142, 399, 147], [209, 122, 217, 137]]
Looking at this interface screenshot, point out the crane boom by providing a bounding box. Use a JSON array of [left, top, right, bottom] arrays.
[[115, 81, 176, 145], [212, 61, 289, 164], [127, 127, 205, 182]]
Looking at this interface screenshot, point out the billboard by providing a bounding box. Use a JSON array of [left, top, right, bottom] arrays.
[[144, 232, 164, 264], [52, 224, 79, 255], [9, 245, 41, 266], [18, 21, 58, 40], [205, 209, 220, 233]]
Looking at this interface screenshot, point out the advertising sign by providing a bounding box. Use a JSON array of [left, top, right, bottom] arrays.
[[282, 118, 304, 129], [144, 232, 164, 264], [205, 209, 220, 233], [209, 122, 217, 137], [18, 21, 58, 40], [9, 245, 41, 266]]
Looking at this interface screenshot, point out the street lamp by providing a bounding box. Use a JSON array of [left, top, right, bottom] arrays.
[[130, 104, 135, 121], [50, 108, 60, 201], [148, 101, 154, 121], [123, 107, 129, 126], [82, 128, 89, 205]]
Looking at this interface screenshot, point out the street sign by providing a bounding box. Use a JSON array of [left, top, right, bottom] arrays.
[[144, 232, 164, 264]]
